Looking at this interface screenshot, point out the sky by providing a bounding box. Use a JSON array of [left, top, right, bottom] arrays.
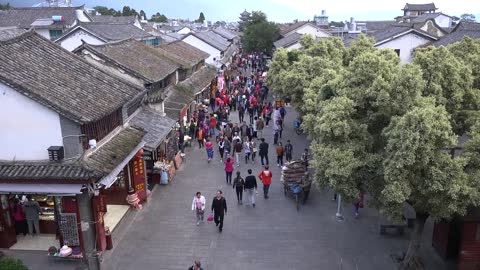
[[4, 0, 480, 23]]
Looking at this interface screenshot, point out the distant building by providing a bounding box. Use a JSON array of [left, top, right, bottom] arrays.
[[239, 9, 250, 31], [314, 10, 329, 28], [402, 3, 437, 17]]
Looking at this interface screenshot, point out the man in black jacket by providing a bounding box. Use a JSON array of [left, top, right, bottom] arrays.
[[244, 169, 258, 207], [211, 190, 227, 232], [259, 138, 269, 165]]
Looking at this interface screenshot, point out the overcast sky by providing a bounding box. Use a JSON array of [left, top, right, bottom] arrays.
[[5, 0, 480, 23]]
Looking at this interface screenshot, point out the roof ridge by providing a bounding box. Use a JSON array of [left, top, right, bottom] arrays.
[[0, 29, 36, 45]]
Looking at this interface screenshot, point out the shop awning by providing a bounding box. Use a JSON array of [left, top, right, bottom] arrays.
[[0, 183, 84, 195]]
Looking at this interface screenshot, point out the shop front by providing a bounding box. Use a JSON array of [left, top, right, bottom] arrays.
[[0, 183, 87, 256]]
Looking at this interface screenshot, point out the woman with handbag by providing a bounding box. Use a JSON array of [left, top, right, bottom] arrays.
[[191, 192, 206, 226]]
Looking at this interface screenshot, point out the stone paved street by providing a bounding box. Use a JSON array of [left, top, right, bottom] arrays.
[[100, 106, 445, 270]]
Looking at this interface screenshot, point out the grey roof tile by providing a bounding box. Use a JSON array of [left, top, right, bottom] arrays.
[[213, 27, 237, 40], [0, 32, 143, 123], [0, 6, 84, 28], [0, 161, 102, 180], [274, 32, 303, 48], [84, 127, 145, 173], [0, 27, 26, 41], [81, 39, 180, 83], [59, 22, 152, 42], [130, 108, 176, 150], [155, 40, 209, 68], [192, 31, 230, 51], [91, 15, 137, 24]]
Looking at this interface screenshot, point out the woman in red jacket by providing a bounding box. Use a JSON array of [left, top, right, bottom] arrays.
[[224, 157, 235, 184], [258, 166, 273, 199]]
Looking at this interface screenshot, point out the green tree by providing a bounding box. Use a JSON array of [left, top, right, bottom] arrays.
[[0, 256, 28, 270], [460, 13, 476, 22], [382, 100, 479, 269], [0, 3, 10, 10], [196, 12, 205, 23], [150, 12, 168, 23], [268, 34, 480, 268], [241, 11, 279, 55], [139, 10, 146, 20]]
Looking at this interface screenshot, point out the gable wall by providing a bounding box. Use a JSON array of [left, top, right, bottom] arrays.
[[376, 32, 432, 64], [59, 29, 106, 51], [183, 35, 220, 65]]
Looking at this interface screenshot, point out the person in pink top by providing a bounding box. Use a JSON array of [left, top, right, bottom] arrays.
[[224, 157, 235, 184]]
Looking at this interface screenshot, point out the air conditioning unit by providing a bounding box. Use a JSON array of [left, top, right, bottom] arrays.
[[48, 146, 64, 161]]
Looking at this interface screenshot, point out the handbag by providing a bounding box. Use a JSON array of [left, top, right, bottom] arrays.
[[207, 213, 214, 222], [359, 201, 364, 208]]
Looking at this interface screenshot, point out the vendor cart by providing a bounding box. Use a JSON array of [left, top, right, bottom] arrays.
[[281, 160, 312, 211]]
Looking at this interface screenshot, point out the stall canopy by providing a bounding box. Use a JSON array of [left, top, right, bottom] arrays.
[[0, 183, 83, 195]]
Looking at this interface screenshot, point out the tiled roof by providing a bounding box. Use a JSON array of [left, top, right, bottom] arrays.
[[0, 32, 143, 123], [213, 27, 237, 40], [274, 32, 303, 48], [91, 15, 137, 24], [0, 27, 26, 41], [0, 6, 84, 28], [371, 24, 438, 44], [177, 65, 217, 95], [279, 21, 308, 36], [0, 161, 102, 180], [432, 22, 480, 47], [356, 20, 396, 32], [192, 31, 230, 51], [163, 85, 194, 120], [411, 13, 448, 23], [58, 22, 152, 42], [84, 127, 145, 173], [81, 39, 180, 83], [155, 40, 209, 68], [130, 107, 176, 150], [403, 3, 437, 11]]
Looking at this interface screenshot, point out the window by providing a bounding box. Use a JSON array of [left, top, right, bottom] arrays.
[[394, 49, 401, 56], [49, 30, 63, 40], [143, 38, 160, 46]]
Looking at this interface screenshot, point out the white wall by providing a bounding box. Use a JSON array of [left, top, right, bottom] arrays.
[[286, 42, 302, 51], [58, 29, 106, 51], [0, 83, 63, 160], [435, 15, 452, 28], [376, 32, 432, 64], [35, 29, 51, 40], [182, 35, 217, 65], [178, 27, 191, 35], [75, 9, 91, 22], [287, 24, 330, 38]]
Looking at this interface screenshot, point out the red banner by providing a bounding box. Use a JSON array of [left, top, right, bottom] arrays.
[[132, 155, 147, 202]]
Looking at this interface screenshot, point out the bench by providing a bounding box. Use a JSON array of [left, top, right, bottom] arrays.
[[380, 224, 406, 235]]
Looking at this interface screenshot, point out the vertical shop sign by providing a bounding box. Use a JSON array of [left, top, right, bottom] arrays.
[[132, 154, 147, 202]]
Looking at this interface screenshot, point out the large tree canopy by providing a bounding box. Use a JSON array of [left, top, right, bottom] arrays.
[[241, 11, 280, 54], [267, 34, 480, 269]]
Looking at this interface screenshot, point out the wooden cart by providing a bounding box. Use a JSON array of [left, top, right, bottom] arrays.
[[281, 161, 312, 211]]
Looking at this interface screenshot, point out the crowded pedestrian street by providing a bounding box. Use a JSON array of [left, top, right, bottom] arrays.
[[99, 105, 417, 270]]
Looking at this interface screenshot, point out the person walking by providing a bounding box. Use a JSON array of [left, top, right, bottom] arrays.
[[353, 192, 365, 218], [256, 117, 264, 139], [259, 138, 269, 166], [243, 137, 251, 164], [218, 136, 225, 162], [302, 148, 310, 169], [191, 192, 206, 226], [23, 195, 42, 236], [285, 140, 293, 162], [205, 138, 214, 162], [244, 169, 258, 207], [188, 260, 203, 270], [232, 171, 245, 204], [211, 190, 227, 232], [238, 104, 245, 123], [276, 142, 285, 167], [224, 157, 235, 184], [224, 138, 231, 157], [250, 139, 257, 162], [258, 166, 273, 199], [234, 139, 243, 167], [197, 127, 205, 148]]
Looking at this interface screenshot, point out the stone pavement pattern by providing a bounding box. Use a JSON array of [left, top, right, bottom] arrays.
[[101, 106, 422, 270]]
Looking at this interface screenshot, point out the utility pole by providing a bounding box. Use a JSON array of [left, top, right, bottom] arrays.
[[336, 194, 344, 221]]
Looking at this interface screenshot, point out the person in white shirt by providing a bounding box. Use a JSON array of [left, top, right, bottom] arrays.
[[191, 192, 206, 226]]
